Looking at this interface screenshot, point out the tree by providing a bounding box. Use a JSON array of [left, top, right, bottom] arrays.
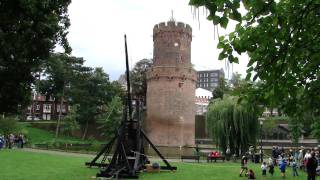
[[206, 96, 259, 155], [0, 0, 71, 114], [130, 59, 152, 104], [60, 105, 80, 137], [39, 53, 85, 138], [70, 68, 124, 139], [312, 119, 320, 141], [212, 77, 229, 99], [97, 96, 123, 139], [288, 117, 303, 146], [230, 72, 242, 88], [189, 0, 320, 116], [0, 116, 22, 135]]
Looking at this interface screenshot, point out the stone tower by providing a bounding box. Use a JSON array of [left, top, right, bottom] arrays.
[[146, 20, 196, 146]]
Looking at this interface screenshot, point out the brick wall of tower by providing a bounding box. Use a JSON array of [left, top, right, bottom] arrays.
[[146, 21, 196, 146]]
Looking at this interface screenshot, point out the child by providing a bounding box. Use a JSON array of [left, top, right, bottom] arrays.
[[240, 156, 248, 177], [292, 160, 298, 176], [268, 161, 275, 176], [279, 159, 287, 178], [247, 169, 256, 179], [261, 162, 267, 176]]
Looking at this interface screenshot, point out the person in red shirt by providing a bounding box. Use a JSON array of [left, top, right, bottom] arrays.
[[215, 151, 220, 157]]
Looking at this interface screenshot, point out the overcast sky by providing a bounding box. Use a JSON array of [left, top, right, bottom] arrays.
[[65, 0, 249, 80]]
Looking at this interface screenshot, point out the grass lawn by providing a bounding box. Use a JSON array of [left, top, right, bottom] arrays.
[[20, 123, 99, 144], [0, 149, 309, 180], [0, 149, 96, 180]]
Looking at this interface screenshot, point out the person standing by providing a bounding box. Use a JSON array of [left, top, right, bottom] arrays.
[[240, 156, 248, 177], [9, 134, 14, 149], [21, 134, 25, 148], [306, 152, 318, 180], [0, 135, 4, 150], [279, 159, 287, 178], [261, 162, 267, 176], [268, 161, 275, 176], [292, 160, 299, 176], [226, 147, 231, 161], [249, 146, 255, 162], [17, 134, 22, 148], [298, 149, 304, 169]]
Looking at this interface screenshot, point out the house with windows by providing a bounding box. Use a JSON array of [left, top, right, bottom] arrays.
[[196, 69, 224, 91], [24, 92, 69, 120]]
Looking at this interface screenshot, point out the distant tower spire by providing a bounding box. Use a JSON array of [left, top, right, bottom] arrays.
[[169, 10, 176, 22]]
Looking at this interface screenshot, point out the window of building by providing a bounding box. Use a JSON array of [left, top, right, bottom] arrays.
[[211, 82, 218, 87], [57, 105, 66, 113], [210, 72, 218, 77], [36, 105, 40, 110], [43, 104, 51, 112]]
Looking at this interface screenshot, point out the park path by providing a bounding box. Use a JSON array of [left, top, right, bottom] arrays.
[[21, 148, 95, 158], [20, 148, 180, 162], [20, 148, 220, 164]]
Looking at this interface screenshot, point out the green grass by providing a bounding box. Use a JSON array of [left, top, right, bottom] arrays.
[[0, 150, 96, 180], [141, 162, 308, 179], [0, 150, 309, 180], [20, 123, 97, 144]]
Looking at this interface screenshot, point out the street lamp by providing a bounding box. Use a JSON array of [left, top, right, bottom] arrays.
[[259, 118, 265, 163]]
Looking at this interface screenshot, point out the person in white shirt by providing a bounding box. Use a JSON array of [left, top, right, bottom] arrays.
[[261, 162, 267, 176], [305, 150, 311, 160]]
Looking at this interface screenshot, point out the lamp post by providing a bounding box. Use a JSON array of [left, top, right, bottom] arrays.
[[259, 118, 264, 163]]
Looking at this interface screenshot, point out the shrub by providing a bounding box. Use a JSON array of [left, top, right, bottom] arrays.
[[0, 117, 24, 135]]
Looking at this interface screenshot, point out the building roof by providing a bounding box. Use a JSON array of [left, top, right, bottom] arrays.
[[195, 88, 212, 98]]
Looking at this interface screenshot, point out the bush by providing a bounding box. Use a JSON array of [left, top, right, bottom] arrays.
[[0, 117, 24, 135]]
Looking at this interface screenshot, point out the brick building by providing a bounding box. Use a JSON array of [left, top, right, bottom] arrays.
[[24, 93, 69, 120], [146, 20, 196, 146], [196, 69, 224, 91]]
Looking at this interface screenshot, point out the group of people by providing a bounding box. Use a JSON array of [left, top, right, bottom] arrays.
[[271, 146, 320, 179], [0, 134, 26, 149], [239, 146, 320, 179]]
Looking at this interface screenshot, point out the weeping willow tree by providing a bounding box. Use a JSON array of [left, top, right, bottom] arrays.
[[206, 96, 259, 156]]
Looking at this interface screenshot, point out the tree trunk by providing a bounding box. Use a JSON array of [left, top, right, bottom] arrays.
[[82, 120, 89, 140], [55, 87, 65, 138]]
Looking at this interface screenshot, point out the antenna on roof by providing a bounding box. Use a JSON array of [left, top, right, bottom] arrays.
[[169, 10, 176, 22]]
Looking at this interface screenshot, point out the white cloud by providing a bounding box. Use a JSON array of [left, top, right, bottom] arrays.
[[67, 0, 249, 80]]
